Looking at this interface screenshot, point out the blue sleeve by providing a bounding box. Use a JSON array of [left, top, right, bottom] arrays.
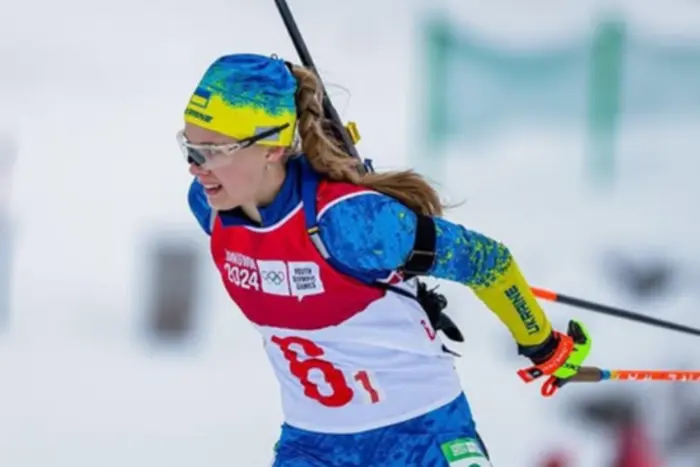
[[188, 179, 213, 236], [317, 193, 512, 286]]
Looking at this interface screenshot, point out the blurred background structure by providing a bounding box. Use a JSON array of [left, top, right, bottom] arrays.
[[2, 0, 700, 466], [0, 133, 16, 332]]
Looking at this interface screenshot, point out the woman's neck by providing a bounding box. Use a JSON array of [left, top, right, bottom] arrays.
[[241, 163, 287, 224]]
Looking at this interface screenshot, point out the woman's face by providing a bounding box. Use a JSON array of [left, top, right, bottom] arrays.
[[185, 123, 270, 210]]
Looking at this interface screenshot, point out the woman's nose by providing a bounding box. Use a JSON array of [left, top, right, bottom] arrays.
[[189, 162, 208, 176]]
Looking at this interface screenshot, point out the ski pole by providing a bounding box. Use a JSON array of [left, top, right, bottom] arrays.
[[540, 366, 700, 397], [570, 367, 700, 382], [532, 287, 700, 338]]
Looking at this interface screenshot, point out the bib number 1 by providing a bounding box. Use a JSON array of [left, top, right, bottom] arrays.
[[270, 335, 382, 407]]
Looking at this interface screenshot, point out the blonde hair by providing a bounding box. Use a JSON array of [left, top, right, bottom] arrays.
[[289, 64, 444, 217]]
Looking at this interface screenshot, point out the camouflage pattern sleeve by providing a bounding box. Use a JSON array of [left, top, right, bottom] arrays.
[[188, 178, 213, 236], [318, 192, 552, 346]]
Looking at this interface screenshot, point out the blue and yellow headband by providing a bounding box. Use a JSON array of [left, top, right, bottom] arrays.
[[184, 53, 297, 147]]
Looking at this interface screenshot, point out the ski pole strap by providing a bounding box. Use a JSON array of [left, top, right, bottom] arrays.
[[402, 214, 437, 275]]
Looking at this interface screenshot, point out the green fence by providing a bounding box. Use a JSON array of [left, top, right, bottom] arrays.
[[419, 13, 700, 185]]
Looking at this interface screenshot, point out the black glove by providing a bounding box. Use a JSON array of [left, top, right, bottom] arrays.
[[416, 281, 464, 343]]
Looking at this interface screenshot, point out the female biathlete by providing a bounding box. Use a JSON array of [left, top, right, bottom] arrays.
[[181, 53, 592, 466]]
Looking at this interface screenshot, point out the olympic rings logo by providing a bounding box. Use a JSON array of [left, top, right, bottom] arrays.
[[262, 270, 285, 286]]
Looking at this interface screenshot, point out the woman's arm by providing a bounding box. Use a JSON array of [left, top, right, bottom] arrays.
[[318, 192, 552, 347]]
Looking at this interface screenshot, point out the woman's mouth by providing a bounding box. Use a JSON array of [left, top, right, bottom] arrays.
[[202, 183, 223, 196]]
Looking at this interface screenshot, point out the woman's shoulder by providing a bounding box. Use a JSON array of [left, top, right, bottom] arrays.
[[188, 179, 213, 235], [316, 188, 417, 273]]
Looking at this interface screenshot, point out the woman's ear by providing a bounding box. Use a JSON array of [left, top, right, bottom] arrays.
[[265, 146, 287, 163]]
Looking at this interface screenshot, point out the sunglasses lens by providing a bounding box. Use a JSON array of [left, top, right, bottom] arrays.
[[186, 147, 206, 166]]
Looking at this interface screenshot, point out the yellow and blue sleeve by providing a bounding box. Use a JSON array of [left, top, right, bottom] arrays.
[[318, 192, 552, 347]]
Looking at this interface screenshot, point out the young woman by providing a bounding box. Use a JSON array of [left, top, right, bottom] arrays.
[[181, 53, 592, 466]]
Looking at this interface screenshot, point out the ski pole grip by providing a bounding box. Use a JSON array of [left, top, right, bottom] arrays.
[[567, 366, 605, 382]]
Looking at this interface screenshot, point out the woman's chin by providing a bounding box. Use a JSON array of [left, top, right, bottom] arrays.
[[206, 193, 239, 211]]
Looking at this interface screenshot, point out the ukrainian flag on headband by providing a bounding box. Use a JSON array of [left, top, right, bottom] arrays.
[[189, 87, 211, 109], [184, 53, 298, 147]]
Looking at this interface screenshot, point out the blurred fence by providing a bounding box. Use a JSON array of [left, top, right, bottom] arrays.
[[420, 13, 700, 186]]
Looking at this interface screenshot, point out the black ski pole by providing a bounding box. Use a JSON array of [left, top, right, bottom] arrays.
[[533, 287, 700, 338]]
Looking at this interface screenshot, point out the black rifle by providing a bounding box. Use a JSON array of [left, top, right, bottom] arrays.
[[273, 0, 464, 346]]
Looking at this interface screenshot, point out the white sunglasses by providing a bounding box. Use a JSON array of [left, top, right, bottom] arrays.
[[176, 123, 290, 169]]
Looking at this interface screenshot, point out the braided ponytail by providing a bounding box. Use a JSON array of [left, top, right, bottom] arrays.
[[290, 64, 443, 216]]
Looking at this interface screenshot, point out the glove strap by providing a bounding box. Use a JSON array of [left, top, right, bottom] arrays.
[[517, 332, 575, 383], [540, 376, 568, 397]]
